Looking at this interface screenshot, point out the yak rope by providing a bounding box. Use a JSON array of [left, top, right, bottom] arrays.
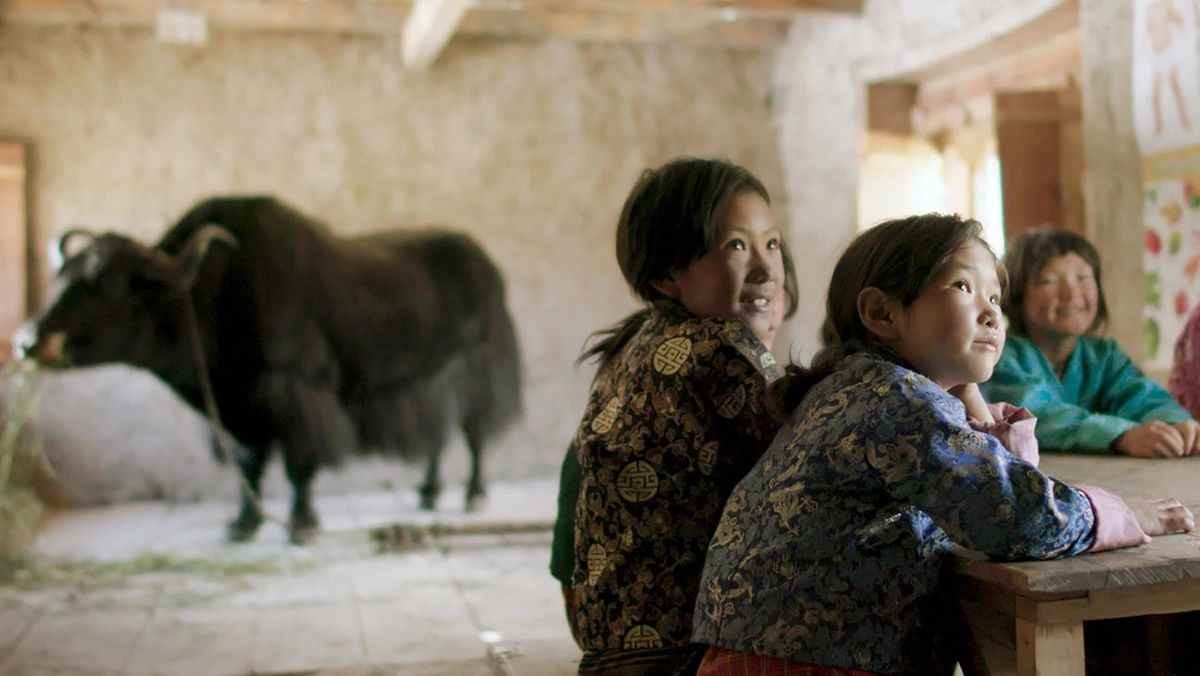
[[182, 292, 285, 529]]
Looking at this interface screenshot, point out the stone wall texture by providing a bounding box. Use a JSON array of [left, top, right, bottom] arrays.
[[0, 25, 784, 501]]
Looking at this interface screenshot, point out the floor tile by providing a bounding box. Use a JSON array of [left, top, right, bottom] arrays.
[[339, 553, 453, 602], [222, 564, 353, 608], [252, 602, 365, 672], [123, 606, 256, 676], [2, 609, 149, 673], [307, 660, 493, 675], [358, 595, 481, 665], [0, 602, 40, 656]]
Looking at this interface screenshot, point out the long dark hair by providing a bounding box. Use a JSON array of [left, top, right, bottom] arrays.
[[777, 213, 1005, 410], [1002, 228, 1108, 336], [580, 157, 798, 366]]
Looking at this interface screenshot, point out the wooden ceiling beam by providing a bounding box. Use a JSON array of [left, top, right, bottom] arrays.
[[523, 8, 788, 46], [490, 0, 863, 19], [914, 30, 1080, 119], [0, 0, 792, 47], [0, 0, 405, 34]]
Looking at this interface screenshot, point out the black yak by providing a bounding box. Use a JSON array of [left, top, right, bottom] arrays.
[[20, 196, 523, 543]]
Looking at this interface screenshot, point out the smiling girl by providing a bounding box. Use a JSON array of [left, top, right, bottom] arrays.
[[981, 229, 1199, 457], [568, 157, 798, 675]]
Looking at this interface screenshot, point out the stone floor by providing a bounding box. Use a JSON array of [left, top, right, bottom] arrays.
[[0, 478, 581, 675]]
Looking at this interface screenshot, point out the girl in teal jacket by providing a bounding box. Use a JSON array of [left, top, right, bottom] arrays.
[[981, 229, 1198, 455]]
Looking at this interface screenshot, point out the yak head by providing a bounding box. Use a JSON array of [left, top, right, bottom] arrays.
[[17, 226, 237, 373]]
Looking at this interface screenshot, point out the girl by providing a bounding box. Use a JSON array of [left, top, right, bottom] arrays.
[[570, 157, 797, 675], [550, 285, 791, 649], [982, 229, 1199, 457], [691, 214, 1193, 675]]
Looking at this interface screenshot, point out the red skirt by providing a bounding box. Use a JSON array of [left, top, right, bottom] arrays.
[[697, 646, 881, 676]]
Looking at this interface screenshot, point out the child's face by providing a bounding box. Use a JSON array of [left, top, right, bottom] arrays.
[[1021, 252, 1099, 341], [655, 190, 785, 345], [889, 241, 1006, 390]]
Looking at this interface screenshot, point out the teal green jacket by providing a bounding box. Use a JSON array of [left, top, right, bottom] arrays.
[[982, 335, 1193, 453]]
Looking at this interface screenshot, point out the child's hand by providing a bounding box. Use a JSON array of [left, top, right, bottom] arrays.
[[948, 383, 993, 424], [1113, 421, 1187, 457], [1127, 497, 1195, 536], [1172, 420, 1200, 455]]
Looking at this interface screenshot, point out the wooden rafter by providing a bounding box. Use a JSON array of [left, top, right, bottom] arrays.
[[0, 0, 854, 48], [497, 0, 863, 19]]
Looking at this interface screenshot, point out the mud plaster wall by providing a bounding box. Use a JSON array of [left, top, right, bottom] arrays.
[[772, 0, 1105, 362], [1079, 0, 1145, 366], [0, 25, 785, 494]]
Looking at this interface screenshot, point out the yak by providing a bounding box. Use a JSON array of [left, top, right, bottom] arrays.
[[20, 196, 523, 544]]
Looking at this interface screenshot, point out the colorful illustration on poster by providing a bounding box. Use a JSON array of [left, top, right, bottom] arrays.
[[1134, 0, 1200, 155]]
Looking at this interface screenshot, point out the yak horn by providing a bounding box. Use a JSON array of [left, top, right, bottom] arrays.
[[168, 224, 239, 291], [55, 228, 96, 269]]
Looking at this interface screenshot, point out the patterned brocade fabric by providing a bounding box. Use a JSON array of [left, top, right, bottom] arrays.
[[693, 351, 1097, 675], [571, 301, 783, 665], [697, 646, 880, 676]]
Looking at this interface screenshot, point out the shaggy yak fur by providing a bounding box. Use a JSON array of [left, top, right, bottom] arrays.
[[24, 196, 522, 543]]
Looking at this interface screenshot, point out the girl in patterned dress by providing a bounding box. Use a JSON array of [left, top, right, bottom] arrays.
[[570, 157, 798, 675], [691, 214, 1195, 676], [551, 283, 790, 650]]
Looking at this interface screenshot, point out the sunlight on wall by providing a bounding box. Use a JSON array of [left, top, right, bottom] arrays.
[[858, 131, 1005, 255], [975, 153, 1006, 256], [858, 133, 947, 230]]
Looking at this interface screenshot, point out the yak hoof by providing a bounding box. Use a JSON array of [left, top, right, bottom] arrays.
[[227, 514, 264, 543], [288, 522, 319, 546], [418, 487, 439, 511], [465, 493, 487, 513], [288, 510, 320, 545]]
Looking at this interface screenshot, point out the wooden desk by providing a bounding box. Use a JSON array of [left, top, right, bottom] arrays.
[[953, 454, 1200, 676]]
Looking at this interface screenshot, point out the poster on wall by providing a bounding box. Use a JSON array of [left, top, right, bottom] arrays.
[[1137, 0, 1200, 369], [1142, 167, 1200, 370], [1134, 0, 1200, 155]]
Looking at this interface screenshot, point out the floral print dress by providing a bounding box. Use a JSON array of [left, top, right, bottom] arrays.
[[572, 301, 783, 673], [693, 351, 1098, 675]]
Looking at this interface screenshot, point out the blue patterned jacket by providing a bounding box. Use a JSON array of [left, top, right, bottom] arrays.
[[692, 351, 1097, 674]]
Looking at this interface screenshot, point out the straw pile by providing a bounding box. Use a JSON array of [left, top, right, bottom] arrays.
[[0, 360, 49, 556]]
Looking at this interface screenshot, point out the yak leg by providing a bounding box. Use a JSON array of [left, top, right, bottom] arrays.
[[283, 451, 321, 545], [263, 374, 358, 545], [418, 449, 441, 511], [463, 418, 487, 513], [228, 444, 272, 542]]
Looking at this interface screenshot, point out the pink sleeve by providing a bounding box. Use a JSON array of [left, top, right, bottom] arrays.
[[968, 402, 1039, 467], [1076, 484, 1150, 551]]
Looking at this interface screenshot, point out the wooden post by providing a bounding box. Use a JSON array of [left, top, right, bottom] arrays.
[[995, 91, 1064, 242], [0, 143, 27, 360], [1015, 617, 1084, 676]]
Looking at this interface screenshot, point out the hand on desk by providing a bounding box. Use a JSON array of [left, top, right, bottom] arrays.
[[1128, 497, 1196, 536], [1113, 420, 1200, 458], [1077, 486, 1193, 551]]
